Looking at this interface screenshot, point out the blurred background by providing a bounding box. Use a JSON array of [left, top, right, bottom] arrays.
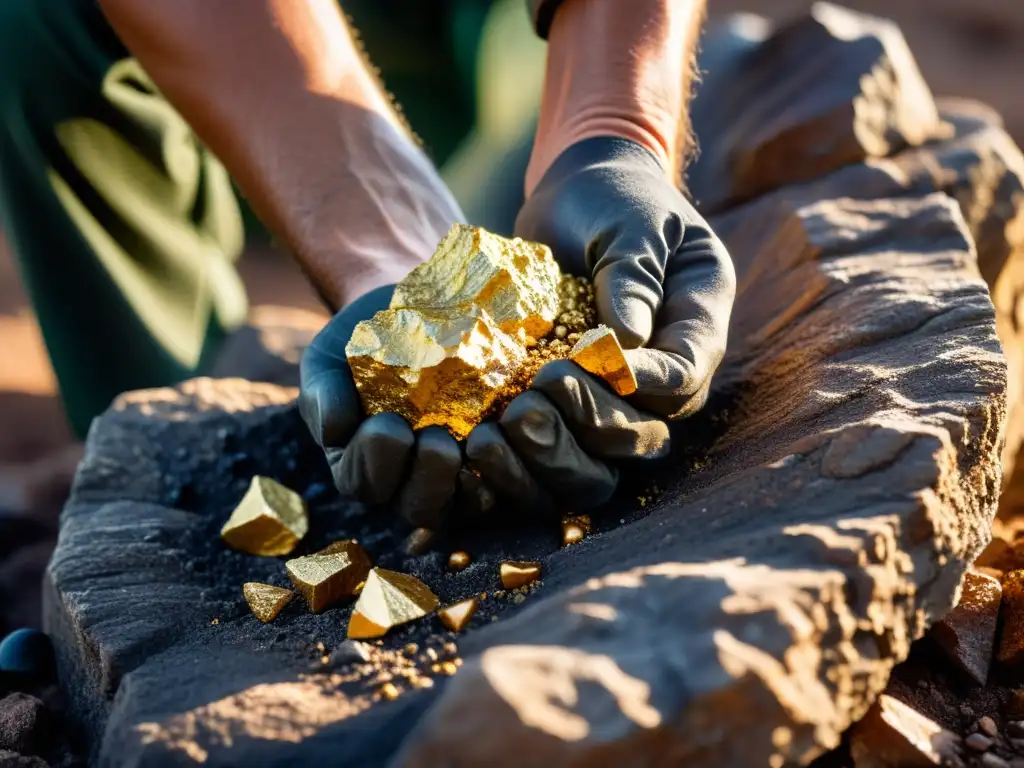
[[0, 0, 1022, 632]]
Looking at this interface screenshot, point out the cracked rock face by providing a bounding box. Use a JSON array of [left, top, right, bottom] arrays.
[[42, 4, 1019, 767]]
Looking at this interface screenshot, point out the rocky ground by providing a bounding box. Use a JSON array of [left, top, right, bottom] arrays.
[[3, 3, 1024, 767]]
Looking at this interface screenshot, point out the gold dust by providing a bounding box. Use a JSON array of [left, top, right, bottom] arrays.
[[380, 682, 400, 701], [242, 582, 294, 623], [437, 597, 479, 633], [285, 540, 372, 613], [220, 476, 309, 556], [440, 661, 458, 676], [447, 551, 472, 572], [500, 561, 542, 590]]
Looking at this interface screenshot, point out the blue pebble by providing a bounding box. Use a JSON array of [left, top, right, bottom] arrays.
[[0, 628, 55, 681]]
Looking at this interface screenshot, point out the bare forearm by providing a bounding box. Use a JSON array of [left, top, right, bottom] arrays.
[[98, 0, 463, 310], [527, 0, 706, 193]]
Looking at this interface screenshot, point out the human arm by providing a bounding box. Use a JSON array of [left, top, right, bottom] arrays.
[[96, 0, 463, 311], [466, 0, 737, 509]]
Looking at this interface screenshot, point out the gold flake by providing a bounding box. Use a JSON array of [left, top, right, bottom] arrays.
[[220, 476, 308, 556], [347, 568, 439, 639], [500, 561, 542, 590], [447, 551, 472, 572], [438, 597, 479, 633], [242, 582, 294, 623], [285, 540, 372, 613], [569, 325, 638, 396]]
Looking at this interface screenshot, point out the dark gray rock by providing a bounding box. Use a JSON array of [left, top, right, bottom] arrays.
[[0, 694, 49, 756], [43, 7, 1019, 768], [0, 752, 48, 768]]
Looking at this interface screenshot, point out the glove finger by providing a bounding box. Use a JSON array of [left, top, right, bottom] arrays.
[[298, 284, 395, 448], [465, 422, 545, 508], [530, 360, 670, 459], [457, 468, 499, 522], [397, 427, 462, 530], [500, 391, 618, 508], [334, 413, 414, 504], [624, 228, 735, 418]]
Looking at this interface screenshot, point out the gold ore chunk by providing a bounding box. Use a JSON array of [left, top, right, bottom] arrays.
[[569, 325, 638, 396], [438, 597, 479, 633], [242, 582, 294, 623], [391, 223, 562, 339], [347, 568, 439, 639], [346, 306, 525, 440], [286, 540, 372, 613], [500, 561, 542, 590], [220, 476, 308, 556]]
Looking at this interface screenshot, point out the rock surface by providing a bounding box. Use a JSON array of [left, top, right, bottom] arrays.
[[43, 6, 1016, 768], [929, 571, 1001, 686], [849, 694, 961, 767]]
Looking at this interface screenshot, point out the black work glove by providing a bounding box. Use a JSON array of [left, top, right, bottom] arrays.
[[298, 285, 461, 531], [465, 137, 736, 510]]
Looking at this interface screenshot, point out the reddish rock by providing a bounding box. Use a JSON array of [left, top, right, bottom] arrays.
[[929, 571, 1001, 685], [850, 695, 961, 767], [998, 571, 1024, 675]]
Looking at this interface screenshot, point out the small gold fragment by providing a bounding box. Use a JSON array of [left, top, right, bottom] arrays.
[[438, 597, 479, 633], [243, 582, 294, 623], [380, 682, 400, 701], [561, 514, 591, 547], [221, 476, 309, 556], [448, 551, 472, 572], [443, 642, 457, 655], [569, 325, 638, 396], [347, 568, 440, 639], [405, 643, 419, 655], [285, 540, 372, 613], [403, 527, 436, 556], [414, 677, 434, 689], [501, 561, 542, 590], [441, 661, 458, 676]]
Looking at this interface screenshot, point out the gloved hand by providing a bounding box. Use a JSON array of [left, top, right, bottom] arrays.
[[466, 137, 736, 510], [298, 285, 462, 531]]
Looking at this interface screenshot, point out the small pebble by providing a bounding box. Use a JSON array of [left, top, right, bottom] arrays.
[[980, 716, 999, 737], [981, 754, 1009, 768], [966, 733, 993, 752], [0, 630, 54, 683], [0, 693, 50, 755]]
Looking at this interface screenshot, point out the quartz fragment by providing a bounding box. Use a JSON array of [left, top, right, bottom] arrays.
[[569, 325, 638, 396], [285, 540, 372, 613], [500, 561, 541, 590], [347, 568, 440, 639], [220, 476, 308, 556], [391, 223, 561, 340], [438, 598, 479, 633], [346, 306, 526, 440], [242, 583, 294, 623]]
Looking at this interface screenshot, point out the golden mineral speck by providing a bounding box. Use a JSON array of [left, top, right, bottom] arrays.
[[438, 597, 479, 633], [500, 561, 542, 590], [347, 568, 440, 639], [562, 514, 591, 546], [380, 682, 400, 701], [569, 325, 638, 396], [447, 551, 472, 572], [286, 540, 372, 613], [220, 476, 309, 556], [242, 582, 294, 623]]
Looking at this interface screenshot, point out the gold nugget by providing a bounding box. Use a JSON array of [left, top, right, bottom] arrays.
[[562, 514, 591, 547], [500, 561, 542, 590], [221, 476, 309, 556], [447, 551, 472, 572], [391, 223, 562, 339], [242, 582, 294, 623], [286, 540, 372, 613], [569, 325, 637, 396], [348, 568, 440, 639], [438, 597, 479, 633]]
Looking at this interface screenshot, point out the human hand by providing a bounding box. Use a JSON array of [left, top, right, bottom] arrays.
[[298, 285, 462, 532], [466, 137, 736, 510]]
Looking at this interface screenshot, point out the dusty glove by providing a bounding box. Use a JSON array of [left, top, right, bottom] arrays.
[[298, 285, 462, 531], [467, 136, 736, 509]]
